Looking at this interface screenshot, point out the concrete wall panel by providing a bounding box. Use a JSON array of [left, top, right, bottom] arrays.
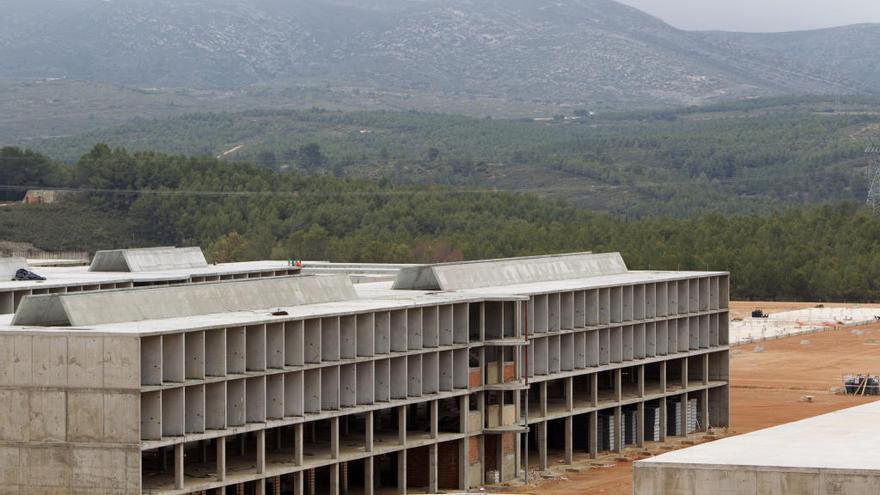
[[32, 335, 67, 387], [0, 389, 29, 441], [69, 336, 104, 388], [0, 445, 20, 487], [67, 391, 104, 442], [28, 390, 66, 442], [103, 336, 139, 389]]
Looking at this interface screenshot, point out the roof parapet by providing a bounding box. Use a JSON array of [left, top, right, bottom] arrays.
[[12, 274, 357, 327], [90, 246, 208, 272], [392, 252, 628, 291]]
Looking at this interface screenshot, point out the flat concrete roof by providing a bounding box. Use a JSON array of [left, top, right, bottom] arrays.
[[0, 260, 296, 291], [637, 400, 880, 471]]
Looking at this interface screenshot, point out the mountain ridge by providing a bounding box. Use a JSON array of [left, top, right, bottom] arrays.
[[1, 0, 878, 107]]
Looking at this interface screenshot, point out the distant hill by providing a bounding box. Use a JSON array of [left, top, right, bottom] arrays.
[[2, 0, 878, 109], [28, 97, 880, 217]]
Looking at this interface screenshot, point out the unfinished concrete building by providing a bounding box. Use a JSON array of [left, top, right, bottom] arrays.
[[0, 251, 729, 494]]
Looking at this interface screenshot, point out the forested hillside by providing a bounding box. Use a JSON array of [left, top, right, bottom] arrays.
[[2, 145, 880, 302], [30, 98, 880, 216]]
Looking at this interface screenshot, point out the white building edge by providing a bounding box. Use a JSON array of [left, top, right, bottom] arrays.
[[0, 249, 730, 494]]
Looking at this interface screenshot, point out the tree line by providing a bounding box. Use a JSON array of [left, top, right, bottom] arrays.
[[2, 144, 880, 302]]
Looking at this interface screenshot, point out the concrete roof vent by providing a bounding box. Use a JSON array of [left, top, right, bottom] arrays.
[[392, 252, 628, 291], [90, 246, 208, 272], [12, 274, 358, 326]]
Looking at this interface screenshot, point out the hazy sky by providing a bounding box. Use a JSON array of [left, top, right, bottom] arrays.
[[617, 0, 880, 32]]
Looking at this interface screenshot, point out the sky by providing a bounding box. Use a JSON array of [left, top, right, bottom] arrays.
[[617, 0, 880, 32]]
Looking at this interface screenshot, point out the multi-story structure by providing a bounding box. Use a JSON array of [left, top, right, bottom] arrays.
[[0, 251, 729, 494]]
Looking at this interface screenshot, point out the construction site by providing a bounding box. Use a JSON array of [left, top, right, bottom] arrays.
[[0, 248, 730, 494], [500, 303, 880, 495]]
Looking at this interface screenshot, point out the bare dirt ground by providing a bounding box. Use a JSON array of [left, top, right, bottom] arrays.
[[728, 300, 880, 319], [499, 317, 880, 495]]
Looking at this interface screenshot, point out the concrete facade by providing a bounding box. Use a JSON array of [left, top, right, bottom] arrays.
[[0, 251, 729, 494], [634, 401, 880, 495]]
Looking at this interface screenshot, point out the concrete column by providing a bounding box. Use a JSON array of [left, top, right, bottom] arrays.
[[293, 471, 304, 495], [659, 397, 668, 441], [496, 433, 505, 482], [429, 444, 439, 493], [637, 401, 645, 447], [615, 369, 622, 402], [638, 365, 645, 398], [366, 411, 374, 452], [660, 361, 667, 394], [295, 423, 304, 466], [342, 462, 349, 495], [565, 376, 574, 411], [398, 406, 407, 446], [459, 437, 470, 490], [364, 456, 374, 495], [540, 382, 548, 417], [588, 411, 598, 459], [564, 415, 573, 464], [174, 443, 184, 490], [214, 487, 224, 495], [701, 388, 710, 431], [255, 478, 266, 495], [430, 400, 439, 439], [257, 430, 266, 474], [460, 395, 469, 433], [216, 437, 226, 482], [682, 358, 689, 390], [591, 373, 598, 407], [200, 440, 208, 463], [703, 354, 710, 386], [331, 417, 340, 459], [680, 393, 689, 437], [397, 450, 407, 494], [537, 421, 548, 470], [329, 463, 340, 495], [613, 407, 623, 453]]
